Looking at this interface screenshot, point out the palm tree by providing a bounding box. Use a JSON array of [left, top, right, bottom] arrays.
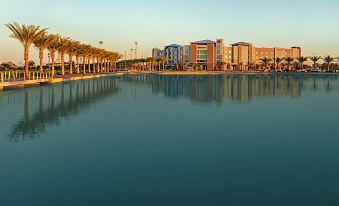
[[77, 44, 89, 74], [46, 34, 61, 77], [323, 55, 335, 72], [73, 43, 83, 74], [309, 56, 321, 70], [296, 56, 308, 70], [260, 58, 272, 71], [284, 57, 294, 71], [65, 40, 80, 75], [56, 37, 70, 75], [149, 57, 156, 71], [274, 57, 283, 71], [6, 22, 47, 77], [33, 32, 59, 73]]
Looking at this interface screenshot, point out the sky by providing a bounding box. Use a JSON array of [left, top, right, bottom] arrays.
[[0, 0, 338, 64]]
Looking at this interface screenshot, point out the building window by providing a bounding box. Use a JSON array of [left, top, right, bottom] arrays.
[[197, 49, 207, 63]]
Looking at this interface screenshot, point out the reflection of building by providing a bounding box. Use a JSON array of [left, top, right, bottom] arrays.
[[123, 74, 333, 105], [153, 39, 302, 71]]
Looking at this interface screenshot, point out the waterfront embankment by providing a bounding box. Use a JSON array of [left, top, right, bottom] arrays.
[[0, 72, 123, 90]]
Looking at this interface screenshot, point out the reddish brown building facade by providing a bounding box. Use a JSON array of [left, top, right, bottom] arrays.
[[157, 39, 302, 71]]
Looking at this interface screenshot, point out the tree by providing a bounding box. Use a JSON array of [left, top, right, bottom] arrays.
[[323, 55, 335, 72], [73, 43, 82, 74], [65, 40, 80, 75], [33, 32, 59, 73], [78, 44, 92, 74], [309, 56, 321, 70], [6, 22, 47, 77], [296, 56, 308, 70], [28, 60, 35, 68], [274, 57, 283, 71], [46, 34, 61, 77], [284, 57, 294, 71], [260, 58, 272, 71], [56, 37, 70, 75]]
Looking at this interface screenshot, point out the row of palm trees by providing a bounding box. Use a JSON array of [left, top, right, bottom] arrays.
[[259, 55, 339, 72], [6, 22, 122, 77], [117, 57, 168, 71]]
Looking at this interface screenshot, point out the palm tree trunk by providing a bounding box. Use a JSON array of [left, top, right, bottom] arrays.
[[69, 53, 73, 75], [97, 59, 100, 73], [39, 48, 44, 73], [83, 57, 86, 74], [101, 60, 104, 73], [61, 52, 65, 75], [51, 51, 56, 77], [88, 57, 91, 73], [76, 56, 80, 74], [24, 46, 29, 78], [93, 58, 96, 74]]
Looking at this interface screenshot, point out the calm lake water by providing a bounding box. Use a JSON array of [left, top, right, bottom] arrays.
[[1, 74, 339, 206]]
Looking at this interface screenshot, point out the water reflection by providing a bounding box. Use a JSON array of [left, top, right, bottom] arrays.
[[7, 78, 120, 141], [2, 74, 339, 141], [122, 74, 339, 104]]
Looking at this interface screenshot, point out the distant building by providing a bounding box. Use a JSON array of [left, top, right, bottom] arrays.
[[152, 48, 165, 58], [164, 44, 183, 66], [1, 61, 17, 68], [153, 38, 302, 71], [229, 42, 302, 69]]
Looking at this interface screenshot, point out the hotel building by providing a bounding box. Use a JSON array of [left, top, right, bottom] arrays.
[[152, 48, 165, 58], [164, 44, 183, 66], [153, 39, 301, 71]]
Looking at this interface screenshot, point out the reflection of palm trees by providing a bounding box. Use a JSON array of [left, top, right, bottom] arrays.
[[8, 78, 121, 141], [325, 79, 332, 92], [312, 77, 317, 91]]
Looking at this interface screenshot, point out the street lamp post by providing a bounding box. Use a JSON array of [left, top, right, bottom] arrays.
[[134, 42, 138, 59], [130, 49, 134, 60]]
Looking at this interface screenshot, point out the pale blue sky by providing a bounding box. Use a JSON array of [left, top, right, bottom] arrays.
[[0, 0, 338, 64]]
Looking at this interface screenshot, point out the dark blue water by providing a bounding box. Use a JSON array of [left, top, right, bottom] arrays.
[[1, 74, 339, 206]]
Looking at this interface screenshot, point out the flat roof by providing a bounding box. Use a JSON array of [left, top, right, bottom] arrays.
[[231, 42, 253, 46], [191, 40, 216, 44], [165, 44, 181, 48]]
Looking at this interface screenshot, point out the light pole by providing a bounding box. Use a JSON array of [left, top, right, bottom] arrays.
[[130, 49, 134, 60], [134, 42, 138, 59]]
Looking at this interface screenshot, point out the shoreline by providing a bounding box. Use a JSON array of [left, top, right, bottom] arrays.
[[127, 71, 338, 75], [0, 73, 120, 90], [1, 71, 338, 90]]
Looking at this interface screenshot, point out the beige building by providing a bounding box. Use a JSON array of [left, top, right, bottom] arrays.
[[224, 41, 301, 70], [155, 38, 301, 71]]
